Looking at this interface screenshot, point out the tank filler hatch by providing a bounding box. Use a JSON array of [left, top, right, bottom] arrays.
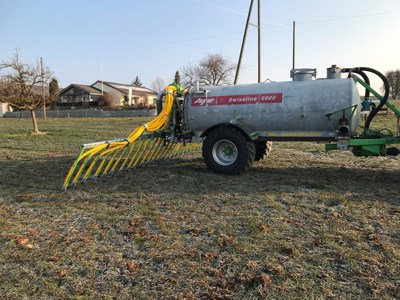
[[290, 68, 317, 81]]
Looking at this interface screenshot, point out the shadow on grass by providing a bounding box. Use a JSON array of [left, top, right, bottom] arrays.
[[1, 156, 399, 206]]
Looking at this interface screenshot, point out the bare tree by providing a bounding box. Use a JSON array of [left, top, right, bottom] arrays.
[[181, 53, 236, 86], [181, 63, 196, 86], [385, 70, 400, 100], [99, 91, 120, 108], [151, 76, 166, 92], [0, 50, 53, 133]]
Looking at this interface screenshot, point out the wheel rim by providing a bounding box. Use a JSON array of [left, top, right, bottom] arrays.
[[212, 139, 238, 166]]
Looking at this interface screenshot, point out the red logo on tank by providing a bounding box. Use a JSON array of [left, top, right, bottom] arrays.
[[259, 93, 282, 103], [192, 97, 217, 106], [191, 93, 282, 106]]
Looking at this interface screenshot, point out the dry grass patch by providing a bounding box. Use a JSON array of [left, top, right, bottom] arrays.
[[0, 113, 399, 299]]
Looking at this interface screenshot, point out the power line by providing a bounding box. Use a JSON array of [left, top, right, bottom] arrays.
[[298, 10, 400, 24], [264, 10, 400, 30]]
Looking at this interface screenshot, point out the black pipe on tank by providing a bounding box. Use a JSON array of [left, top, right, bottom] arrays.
[[342, 68, 371, 98], [358, 67, 389, 129], [342, 67, 389, 129]]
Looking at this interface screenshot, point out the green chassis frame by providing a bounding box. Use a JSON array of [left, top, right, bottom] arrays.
[[325, 76, 400, 157]]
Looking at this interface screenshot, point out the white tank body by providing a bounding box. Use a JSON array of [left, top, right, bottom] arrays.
[[183, 78, 360, 141]]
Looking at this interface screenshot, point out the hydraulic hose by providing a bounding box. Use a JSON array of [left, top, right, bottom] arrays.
[[156, 90, 166, 115], [72, 85, 176, 161], [62, 83, 204, 190], [342, 67, 389, 129]]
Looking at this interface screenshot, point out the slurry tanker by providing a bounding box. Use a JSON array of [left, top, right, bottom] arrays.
[[63, 65, 400, 189]]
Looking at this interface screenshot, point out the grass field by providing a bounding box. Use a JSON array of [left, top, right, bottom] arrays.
[[0, 111, 399, 299]]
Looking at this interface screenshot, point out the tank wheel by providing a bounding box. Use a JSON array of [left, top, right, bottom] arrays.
[[202, 127, 255, 174], [254, 141, 273, 161]]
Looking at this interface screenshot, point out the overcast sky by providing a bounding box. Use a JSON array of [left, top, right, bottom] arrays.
[[1, 0, 399, 89]]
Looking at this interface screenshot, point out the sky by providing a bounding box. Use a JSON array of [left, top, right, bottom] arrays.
[[1, 0, 400, 90]]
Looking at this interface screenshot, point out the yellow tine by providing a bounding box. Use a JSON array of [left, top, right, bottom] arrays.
[[119, 141, 137, 171], [164, 142, 177, 159], [157, 141, 173, 160], [140, 138, 159, 165], [94, 155, 109, 177], [83, 156, 100, 180], [72, 155, 92, 184], [103, 150, 120, 175], [148, 138, 164, 162], [133, 139, 151, 167], [63, 146, 86, 188], [127, 139, 146, 169], [111, 146, 129, 172]]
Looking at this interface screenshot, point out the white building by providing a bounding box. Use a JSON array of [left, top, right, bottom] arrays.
[[0, 103, 12, 117], [90, 81, 157, 107]]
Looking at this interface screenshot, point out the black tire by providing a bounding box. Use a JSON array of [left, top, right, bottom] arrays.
[[202, 127, 255, 175], [254, 141, 273, 161]]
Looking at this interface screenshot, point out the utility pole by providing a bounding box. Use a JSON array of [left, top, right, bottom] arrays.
[[234, 0, 254, 85], [101, 59, 104, 95], [257, 0, 261, 83], [292, 21, 296, 70], [234, 0, 262, 84], [40, 57, 46, 119]]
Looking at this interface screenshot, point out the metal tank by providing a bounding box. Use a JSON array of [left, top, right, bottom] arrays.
[[183, 71, 360, 142]]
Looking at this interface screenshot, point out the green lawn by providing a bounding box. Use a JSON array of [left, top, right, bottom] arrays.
[[0, 112, 399, 299]]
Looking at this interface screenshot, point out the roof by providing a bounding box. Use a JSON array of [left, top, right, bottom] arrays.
[[60, 84, 104, 95], [91, 80, 157, 95]]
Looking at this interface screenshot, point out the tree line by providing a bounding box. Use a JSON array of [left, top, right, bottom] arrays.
[[0, 51, 237, 132], [385, 70, 400, 100], [1, 48, 399, 134]]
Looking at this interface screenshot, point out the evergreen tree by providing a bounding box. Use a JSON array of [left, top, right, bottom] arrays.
[[174, 71, 181, 84], [132, 76, 142, 87], [49, 78, 59, 106]]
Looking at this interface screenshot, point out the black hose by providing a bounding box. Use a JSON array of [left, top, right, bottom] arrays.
[[359, 67, 389, 128], [342, 67, 389, 129], [342, 68, 371, 99]]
